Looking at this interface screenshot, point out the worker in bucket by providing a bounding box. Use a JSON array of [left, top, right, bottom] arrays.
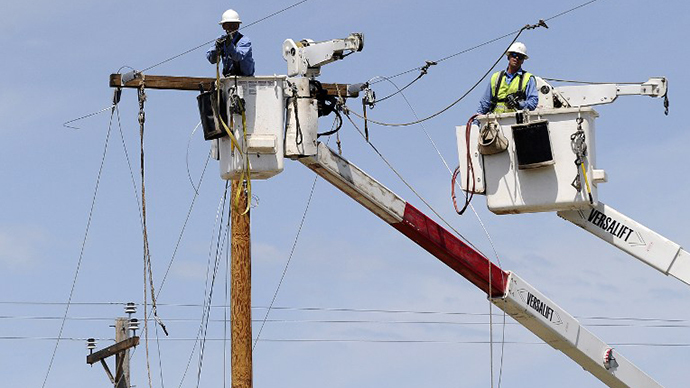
[[206, 9, 255, 76], [477, 42, 538, 114]]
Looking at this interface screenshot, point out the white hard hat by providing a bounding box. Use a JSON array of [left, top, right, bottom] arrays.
[[507, 42, 528, 59], [219, 9, 241, 24]]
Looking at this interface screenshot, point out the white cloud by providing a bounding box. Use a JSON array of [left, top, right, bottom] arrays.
[[171, 259, 208, 282], [0, 226, 44, 270], [253, 242, 283, 263]]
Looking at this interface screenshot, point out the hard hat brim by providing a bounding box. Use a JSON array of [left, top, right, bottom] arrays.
[[507, 51, 529, 59]]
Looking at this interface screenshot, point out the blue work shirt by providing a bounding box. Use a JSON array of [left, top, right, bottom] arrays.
[[477, 68, 538, 114], [206, 32, 255, 77]]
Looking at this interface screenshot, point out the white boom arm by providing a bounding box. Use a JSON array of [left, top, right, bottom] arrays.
[[299, 142, 663, 388], [282, 33, 364, 77], [559, 202, 690, 286], [543, 77, 667, 107]]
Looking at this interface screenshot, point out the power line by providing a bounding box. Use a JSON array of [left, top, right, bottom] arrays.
[[344, 27, 527, 127], [41, 99, 116, 388], [5, 302, 687, 323], [4, 336, 688, 347], [252, 131, 341, 351], [377, 0, 602, 83], [353, 1, 603, 127], [3, 315, 689, 328], [342, 108, 486, 255], [140, 0, 312, 73]]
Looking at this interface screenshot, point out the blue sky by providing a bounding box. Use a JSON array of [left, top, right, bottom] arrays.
[[1, 1, 688, 387]]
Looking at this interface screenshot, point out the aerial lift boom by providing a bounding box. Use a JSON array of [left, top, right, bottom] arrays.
[[300, 142, 663, 388], [457, 76, 689, 287], [201, 33, 667, 388]]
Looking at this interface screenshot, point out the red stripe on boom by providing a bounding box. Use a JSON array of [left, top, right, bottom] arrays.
[[391, 203, 507, 297]]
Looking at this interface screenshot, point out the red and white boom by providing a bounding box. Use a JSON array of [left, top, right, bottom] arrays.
[[298, 142, 663, 388]]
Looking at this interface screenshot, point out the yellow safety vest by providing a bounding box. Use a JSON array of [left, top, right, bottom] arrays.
[[490, 70, 533, 114]]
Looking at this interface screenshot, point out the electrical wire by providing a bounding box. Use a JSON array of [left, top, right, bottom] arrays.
[[374, 0, 602, 83], [116, 105, 143, 222], [252, 125, 337, 351], [344, 27, 529, 127], [63, 105, 116, 129], [541, 76, 646, 85], [156, 143, 212, 299], [223, 212, 230, 388], [348, 74, 509, 388], [40, 98, 116, 388], [253, 170, 319, 351], [4, 315, 690, 328], [173, 183, 230, 388], [195, 182, 231, 388], [6, 301, 686, 324], [10, 336, 689, 347], [62, 65, 135, 129], [118, 101, 167, 388], [352, 1, 603, 126], [186, 122, 204, 194], [139, 0, 312, 73], [340, 110, 487, 257]]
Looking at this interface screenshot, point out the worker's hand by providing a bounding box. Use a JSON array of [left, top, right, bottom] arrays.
[[216, 36, 228, 48], [505, 94, 520, 110]]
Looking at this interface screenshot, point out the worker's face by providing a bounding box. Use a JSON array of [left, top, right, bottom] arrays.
[[222, 22, 240, 33], [507, 52, 525, 68]]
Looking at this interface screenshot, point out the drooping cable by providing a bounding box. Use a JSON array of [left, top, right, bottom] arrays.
[[195, 182, 231, 388], [223, 214, 230, 388], [62, 65, 135, 129], [344, 21, 544, 128], [350, 2, 603, 124], [175, 184, 230, 388], [359, 75, 509, 388], [186, 122, 204, 194], [340, 109, 486, 256], [252, 126, 337, 350], [253, 169, 318, 351], [126, 118, 210, 388], [374, 0, 601, 83], [139, 82, 155, 388], [116, 100, 166, 388], [374, 61, 437, 103], [41, 95, 117, 388], [156, 149, 211, 297]]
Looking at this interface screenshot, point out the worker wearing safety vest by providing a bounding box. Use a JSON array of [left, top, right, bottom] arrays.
[[206, 9, 255, 77], [477, 42, 538, 114]]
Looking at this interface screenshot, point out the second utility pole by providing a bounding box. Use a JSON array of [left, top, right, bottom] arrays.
[[231, 180, 252, 388]]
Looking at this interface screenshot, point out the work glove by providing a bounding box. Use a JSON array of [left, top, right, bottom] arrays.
[[505, 94, 520, 110]]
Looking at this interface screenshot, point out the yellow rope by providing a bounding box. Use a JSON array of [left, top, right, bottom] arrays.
[[214, 55, 251, 213], [234, 108, 252, 215], [580, 162, 593, 202], [215, 60, 242, 153]]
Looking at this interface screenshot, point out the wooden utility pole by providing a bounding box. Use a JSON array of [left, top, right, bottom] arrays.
[[115, 318, 131, 388], [231, 180, 252, 388], [108, 73, 353, 388], [87, 323, 139, 388]]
